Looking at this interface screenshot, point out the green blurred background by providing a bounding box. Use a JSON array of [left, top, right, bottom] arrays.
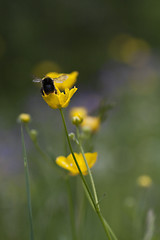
[[1, 0, 160, 121], [1, 0, 160, 239]]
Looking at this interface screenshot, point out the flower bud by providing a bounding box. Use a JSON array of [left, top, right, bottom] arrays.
[[72, 115, 83, 126], [68, 132, 76, 141], [70, 107, 87, 120], [18, 113, 31, 123], [30, 129, 38, 141]]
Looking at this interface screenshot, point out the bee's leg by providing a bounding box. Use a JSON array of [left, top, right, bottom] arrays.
[[41, 88, 44, 96], [54, 88, 57, 94]]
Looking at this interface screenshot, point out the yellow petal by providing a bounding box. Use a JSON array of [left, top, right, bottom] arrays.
[[69, 87, 78, 99], [59, 88, 70, 107], [55, 71, 79, 90], [67, 153, 81, 175], [62, 87, 77, 108], [84, 152, 98, 168], [70, 107, 88, 119], [56, 156, 71, 171], [56, 152, 97, 176], [56, 154, 78, 175], [81, 116, 100, 132], [46, 72, 62, 79], [42, 92, 61, 109], [42, 87, 77, 109]]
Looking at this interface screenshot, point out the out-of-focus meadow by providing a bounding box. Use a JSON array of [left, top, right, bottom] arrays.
[[1, 0, 160, 239]]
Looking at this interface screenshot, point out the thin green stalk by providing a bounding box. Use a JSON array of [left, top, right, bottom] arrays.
[[59, 109, 95, 204], [65, 176, 77, 240], [76, 126, 100, 210], [102, 217, 118, 240], [59, 109, 115, 240], [63, 117, 77, 240], [21, 124, 34, 240]]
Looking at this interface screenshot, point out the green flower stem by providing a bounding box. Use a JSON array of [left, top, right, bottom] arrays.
[[21, 124, 34, 240], [59, 109, 95, 202], [62, 115, 77, 240], [59, 109, 115, 240], [76, 126, 100, 210], [102, 217, 118, 240], [65, 176, 77, 240], [59, 109, 94, 202]]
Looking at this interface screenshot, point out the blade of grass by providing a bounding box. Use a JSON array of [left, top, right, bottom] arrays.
[[21, 124, 34, 240], [76, 126, 99, 210]]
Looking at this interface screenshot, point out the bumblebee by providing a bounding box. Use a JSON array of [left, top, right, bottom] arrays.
[[33, 75, 68, 95]]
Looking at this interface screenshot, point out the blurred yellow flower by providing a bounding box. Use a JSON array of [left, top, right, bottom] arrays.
[[81, 116, 100, 132], [46, 71, 78, 90], [18, 113, 31, 123], [137, 175, 152, 188], [32, 60, 61, 78], [70, 107, 88, 119], [70, 107, 101, 132], [108, 34, 150, 65], [42, 87, 77, 109], [56, 152, 97, 175]]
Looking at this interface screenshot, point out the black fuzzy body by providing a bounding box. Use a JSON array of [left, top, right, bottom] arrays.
[[41, 77, 56, 95]]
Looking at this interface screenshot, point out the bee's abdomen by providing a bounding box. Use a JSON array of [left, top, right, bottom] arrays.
[[43, 84, 55, 94]]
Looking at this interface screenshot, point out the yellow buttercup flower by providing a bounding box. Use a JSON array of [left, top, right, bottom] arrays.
[[69, 107, 101, 132], [56, 152, 97, 175], [42, 87, 77, 109], [46, 71, 78, 90], [70, 107, 88, 125], [137, 175, 152, 188], [70, 107, 88, 119], [18, 113, 31, 123], [81, 116, 100, 132]]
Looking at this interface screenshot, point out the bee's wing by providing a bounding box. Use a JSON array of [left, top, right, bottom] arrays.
[[33, 78, 42, 83], [54, 74, 68, 83]]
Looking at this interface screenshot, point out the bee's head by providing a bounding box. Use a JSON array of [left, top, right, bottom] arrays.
[[42, 77, 54, 85]]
